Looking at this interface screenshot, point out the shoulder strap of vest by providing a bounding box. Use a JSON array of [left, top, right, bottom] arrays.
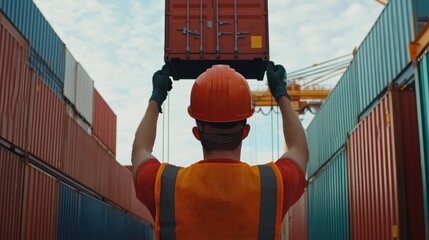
[[258, 165, 278, 240], [158, 164, 180, 240]]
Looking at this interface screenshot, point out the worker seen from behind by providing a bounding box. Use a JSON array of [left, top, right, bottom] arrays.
[[132, 62, 308, 240]]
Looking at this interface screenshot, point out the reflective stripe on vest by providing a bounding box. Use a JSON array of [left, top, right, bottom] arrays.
[[258, 165, 277, 240], [159, 164, 180, 240], [158, 164, 278, 240]]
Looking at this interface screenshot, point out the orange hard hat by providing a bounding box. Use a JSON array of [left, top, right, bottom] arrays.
[[188, 65, 254, 122]]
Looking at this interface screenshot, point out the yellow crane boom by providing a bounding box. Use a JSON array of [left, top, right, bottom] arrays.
[[251, 83, 331, 114]]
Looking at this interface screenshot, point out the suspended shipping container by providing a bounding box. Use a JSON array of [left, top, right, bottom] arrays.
[[308, 149, 349, 240], [0, 146, 24, 240], [28, 71, 66, 169], [346, 87, 425, 240], [0, 0, 65, 94], [165, 0, 269, 80], [288, 189, 308, 240], [22, 163, 59, 240], [93, 88, 117, 154], [0, 12, 30, 150]]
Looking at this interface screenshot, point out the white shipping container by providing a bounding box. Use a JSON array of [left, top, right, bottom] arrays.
[[64, 48, 76, 104], [76, 63, 94, 125]]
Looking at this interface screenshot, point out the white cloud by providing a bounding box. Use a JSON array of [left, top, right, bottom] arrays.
[[33, 0, 383, 166]]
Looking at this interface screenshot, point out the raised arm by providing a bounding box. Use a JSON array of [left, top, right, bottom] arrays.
[[132, 65, 172, 177], [266, 62, 308, 172]]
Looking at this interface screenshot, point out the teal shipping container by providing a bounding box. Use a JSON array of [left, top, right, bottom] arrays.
[[0, 0, 65, 95], [306, 0, 413, 177], [356, 0, 413, 114], [306, 63, 358, 177], [308, 149, 349, 240], [416, 46, 429, 237]]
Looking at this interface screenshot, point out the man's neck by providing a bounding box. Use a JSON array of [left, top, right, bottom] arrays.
[[203, 147, 241, 161]]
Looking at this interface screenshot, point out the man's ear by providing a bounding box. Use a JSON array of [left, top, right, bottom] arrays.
[[242, 124, 251, 140], [192, 127, 201, 141]]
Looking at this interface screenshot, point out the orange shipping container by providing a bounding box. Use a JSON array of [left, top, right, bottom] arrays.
[[93, 89, 117, 155], [28, 72, 66, 169], [0, 12, 30, 150], [0, 146, 24, 240], [165, 0, 269, 80], [346, 86, 425, 240], [22, 163, 59, 240]]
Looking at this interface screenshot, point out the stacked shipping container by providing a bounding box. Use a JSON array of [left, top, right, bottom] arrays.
[[346, 88, 424, 239], [300, 0, 429, 239], [0, 2, 154, 239], [410, 19, 429, 238]]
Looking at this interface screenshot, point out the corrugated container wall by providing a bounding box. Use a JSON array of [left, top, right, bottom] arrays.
[[76, 63, 94, 125], [0, 12, 30, 150], [288, 189, 308, 240], [165, 0, 269, 80], [416, 47, 429, 236], [355, 0, 412, 114], [308, 150, 349, 240], [346, 88, 425, 240], [22, 164, 59, 240], [0, 146, 24, 240], [57, 183, 79, 240], [0, 0, 65, 95], [28, 71, 66, 169], [306, 0, 414, 177], [93, 89, 117, 154], [306, 62, 358, 177], [64, 47, 77, 104]]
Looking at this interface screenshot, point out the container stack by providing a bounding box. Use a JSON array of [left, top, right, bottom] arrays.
[[284, 0, 429, 239], [0, 1, 154, 239]]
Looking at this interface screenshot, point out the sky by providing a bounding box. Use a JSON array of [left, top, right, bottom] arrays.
[[33, 0, 384, 167]]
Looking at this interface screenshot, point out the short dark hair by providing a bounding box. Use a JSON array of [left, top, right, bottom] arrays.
[[197, 120, 247, 151]]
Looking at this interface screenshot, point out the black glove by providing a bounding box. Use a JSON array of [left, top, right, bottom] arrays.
[[266, 61, 291, 101], [150, 65, 173, 113]]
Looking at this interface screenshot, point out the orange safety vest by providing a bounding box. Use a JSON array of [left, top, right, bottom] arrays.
[[154, 162, 284, 240]]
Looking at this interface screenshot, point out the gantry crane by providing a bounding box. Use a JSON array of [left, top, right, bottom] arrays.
[[251, 81, 331, 114], [251, 53, 355, 114]]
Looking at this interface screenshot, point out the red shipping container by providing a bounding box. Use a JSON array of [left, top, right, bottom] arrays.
[[28, 72, 66, 169], [114, 163, 132, 212], [93, 89, 117, 155], [96, 146, 116, 199], [22, 163, 59, 240], [0, 12, 30, 150], [165, 0, 269, 80], [62, 116, 80, 180], [74, 120, 98, 191], [346, 87, 425, 240], [0, 146, 24, 240], [288, 189, 308, 240]]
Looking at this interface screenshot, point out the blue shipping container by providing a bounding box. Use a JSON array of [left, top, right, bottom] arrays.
[[417, 48, 429, 237], [57, 183, 79, 240], [308, 149, 349, 240], [0, 0, 65, 94]]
